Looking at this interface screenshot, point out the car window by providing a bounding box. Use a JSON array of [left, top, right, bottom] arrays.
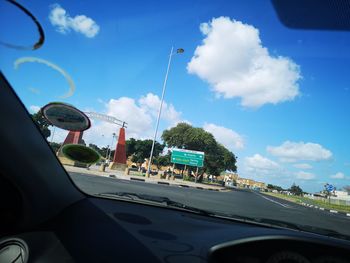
[[1, 0, 350, 240]]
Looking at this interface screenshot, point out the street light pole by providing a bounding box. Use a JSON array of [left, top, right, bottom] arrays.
[[147, 47, 183, 176], [105, 145, 110, 160], [108, 133, 116, 162]]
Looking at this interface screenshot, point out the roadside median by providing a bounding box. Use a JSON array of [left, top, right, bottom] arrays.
[[63, 165, 227, 192]]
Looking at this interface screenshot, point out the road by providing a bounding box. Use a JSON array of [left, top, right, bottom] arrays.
[[69, 172, 350, 238]]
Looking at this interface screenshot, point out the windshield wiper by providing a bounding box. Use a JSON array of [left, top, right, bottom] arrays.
[[96, 192, 214, 216], [95, 192, 350, 241]]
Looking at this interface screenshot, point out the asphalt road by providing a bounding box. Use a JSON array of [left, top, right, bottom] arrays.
[[69, 172, 350, 238]]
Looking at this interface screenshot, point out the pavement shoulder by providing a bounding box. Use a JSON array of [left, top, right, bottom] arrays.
[[263, 192, 350, 218]]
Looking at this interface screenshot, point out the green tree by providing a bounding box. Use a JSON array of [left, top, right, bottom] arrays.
[[267, 184, 283, 192], [162, 123, 237, 177], [153, 154, 171, 169], [89, 143, 102, 154], [130, 139, 164, 168], [126, 138, 137, 157], [49, 142, 62, 153], [289, 183, 303, 196], [162, 122, 192, 148], [31, 112, 51, 139], [100, 147, 109, 159], [217, 143, 237, 172]]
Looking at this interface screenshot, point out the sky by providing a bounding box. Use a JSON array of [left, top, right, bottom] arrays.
[[1, 0, 350, 193]]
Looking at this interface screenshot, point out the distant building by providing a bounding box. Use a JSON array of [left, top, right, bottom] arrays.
[[223, 172, 238, 182], [252, 181, 266, 189], [234, 177, 267, 189], [333, 190, 350, 201]]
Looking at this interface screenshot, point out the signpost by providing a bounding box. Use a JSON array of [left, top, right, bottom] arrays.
[[171, 149, 204, 182], [326, 184, 335, 192], [324, 183, 336, 204], [171, 149, 204, 167]]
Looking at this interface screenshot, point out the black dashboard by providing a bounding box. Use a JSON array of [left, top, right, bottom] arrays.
[[1, 197, 349, 263]]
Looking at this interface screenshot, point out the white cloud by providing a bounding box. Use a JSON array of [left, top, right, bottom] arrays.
[[187, 17, 301, 108], [267, 141, 332, 162], [293, 163, 313, 169], [203, 123, 244, 150], [82, 93, 182, 147], [49, 4, 100, 38], [244, 154, 280, 172], [49, 127, 68, 144], [330, 172, 345, 179], [138, 93, 181, 125], [296, 171, 315, 180], [28, 87, 40, 94], [29, 105, 40, 113]]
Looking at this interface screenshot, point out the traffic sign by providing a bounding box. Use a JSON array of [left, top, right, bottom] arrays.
[[171, 148, 205, 167], [326, 185, 335, 191], [325, 183, 335, 192]]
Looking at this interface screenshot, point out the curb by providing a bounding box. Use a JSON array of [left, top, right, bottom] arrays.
[[157, 182, 169, 185], [67, 167, 226, 192], [130, 177, 145, 182], [300, 202, 350, 217], [111, 175, 226, 191]]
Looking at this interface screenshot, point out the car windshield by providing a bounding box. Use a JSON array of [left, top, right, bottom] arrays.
[[1, 0, 350, 240]]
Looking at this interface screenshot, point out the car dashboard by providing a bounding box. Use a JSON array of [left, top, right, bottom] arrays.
[[1, 197, 349, 263]]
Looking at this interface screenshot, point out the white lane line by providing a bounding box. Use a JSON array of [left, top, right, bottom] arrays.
[[330, 210, 338, 213], [256, 193, 290, 208]]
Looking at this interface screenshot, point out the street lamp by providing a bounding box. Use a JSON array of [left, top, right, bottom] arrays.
[[147, 47, 184, 176], [108, 132, 117, 162], [104, 145, 110, 160]]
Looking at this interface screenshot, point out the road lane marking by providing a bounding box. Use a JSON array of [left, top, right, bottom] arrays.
[[256, 193, 291, 208], [330, 210, 338, 213]]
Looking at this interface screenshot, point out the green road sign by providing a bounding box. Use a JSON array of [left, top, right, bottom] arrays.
[[171, 148, 205, 167]]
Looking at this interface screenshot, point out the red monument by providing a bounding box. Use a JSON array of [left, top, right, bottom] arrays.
[[109, 127, 127, 170], [62, 131, 84, 145], [58, 131, 85, 167]]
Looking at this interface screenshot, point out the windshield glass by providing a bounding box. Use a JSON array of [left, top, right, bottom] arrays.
[[1, 0, 350, 240]]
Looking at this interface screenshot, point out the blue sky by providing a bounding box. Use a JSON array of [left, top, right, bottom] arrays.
[[1, 0, 350, 192]]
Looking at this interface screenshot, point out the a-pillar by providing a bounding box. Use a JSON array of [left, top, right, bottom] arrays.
[[109, 127, 127, 171]]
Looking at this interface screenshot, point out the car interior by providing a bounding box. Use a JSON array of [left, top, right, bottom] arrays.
[[1, 69, 350, 263], [1, 0, 350, 262]]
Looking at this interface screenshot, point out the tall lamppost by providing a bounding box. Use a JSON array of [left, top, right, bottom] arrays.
[[147, 47, 184, 176], [108, 132, 117, 162]]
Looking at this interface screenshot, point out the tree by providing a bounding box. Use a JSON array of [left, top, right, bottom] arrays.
[[89, 143, 109, 157], [49, 142, 62, 153], [31, 112, 51, 139], [217, 143, 237, 172], [100, 147, 109, 159], [126, 138, 137, 157], [162, 123, 237, 176], [89, 143, 102, 154], [129, 139, 164, 168], [289, 183, 303, 196], [267, 184, 283, 192], [153, 154, 171, 169]]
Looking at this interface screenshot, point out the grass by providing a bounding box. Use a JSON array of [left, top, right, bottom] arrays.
[[129, 171, 145, 177], [265, 192, 350, 213]]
